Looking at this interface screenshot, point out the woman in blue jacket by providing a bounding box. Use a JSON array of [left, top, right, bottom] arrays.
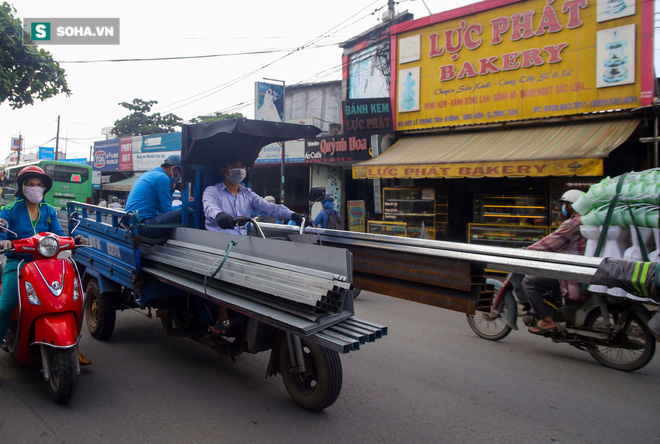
[[0, 166, 91, 365]]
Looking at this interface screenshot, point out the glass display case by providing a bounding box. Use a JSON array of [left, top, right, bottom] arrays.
[[367, 221, 408, 237], [468, 223, 548, 246], [382, 188, 436, 239], [435, 195, 449, 240], [470, 195, 549, 248]]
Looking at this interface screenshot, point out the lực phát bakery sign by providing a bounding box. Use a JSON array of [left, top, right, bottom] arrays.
[[391, 0, 654, 130]]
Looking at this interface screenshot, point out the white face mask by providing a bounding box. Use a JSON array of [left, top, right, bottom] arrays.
[[225, 167, 246, 185], [23, 185, 44, 204]]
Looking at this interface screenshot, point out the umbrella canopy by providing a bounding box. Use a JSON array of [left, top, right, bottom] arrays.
[[181, 118, 321, 180]]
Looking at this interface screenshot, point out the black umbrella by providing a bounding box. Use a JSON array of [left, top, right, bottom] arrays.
[[181, 118, 321, 180]]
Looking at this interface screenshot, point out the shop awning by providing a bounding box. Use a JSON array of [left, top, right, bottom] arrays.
[[353, 119, 641, 179], [102, 175, 139, 192]]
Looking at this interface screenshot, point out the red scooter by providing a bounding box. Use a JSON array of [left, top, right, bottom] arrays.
[[0, 217, 85, 404]]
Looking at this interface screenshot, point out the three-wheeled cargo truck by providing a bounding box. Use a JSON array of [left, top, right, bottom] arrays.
[[69, 119, 387, 411]]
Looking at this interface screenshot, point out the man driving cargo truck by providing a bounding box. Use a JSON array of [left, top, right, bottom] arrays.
[[202, 156, 305, 234]]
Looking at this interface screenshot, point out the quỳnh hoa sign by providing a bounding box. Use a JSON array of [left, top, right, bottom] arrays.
[[392, 0, 653, 130]]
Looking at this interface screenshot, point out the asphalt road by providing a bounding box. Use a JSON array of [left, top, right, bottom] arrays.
[[0, 290, 658, 444]]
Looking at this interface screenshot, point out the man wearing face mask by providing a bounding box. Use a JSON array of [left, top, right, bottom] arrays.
[[0, 166, 91, 365], [522, 189, 586, 334], [125, 154, 191, 238], [202, 157, 305, 234]]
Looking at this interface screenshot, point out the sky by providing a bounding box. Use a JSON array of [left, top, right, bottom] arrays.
[[1, 0, 659, 163]]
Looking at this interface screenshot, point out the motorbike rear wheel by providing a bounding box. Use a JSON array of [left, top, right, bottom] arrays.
[[466, 281, 515, 341], [584, 308, 655, 372], [46, 347, 78, 404], [279, 336, 342, 411]]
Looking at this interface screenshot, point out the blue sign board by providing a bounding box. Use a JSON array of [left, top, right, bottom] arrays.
[[141, 132, 181, 152], [93, 139, 120, 172], [60, 158, 89, 165], [39, 146, 55, 160]]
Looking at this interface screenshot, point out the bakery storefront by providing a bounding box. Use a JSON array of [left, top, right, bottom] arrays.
[[353, 0, 656, 244]]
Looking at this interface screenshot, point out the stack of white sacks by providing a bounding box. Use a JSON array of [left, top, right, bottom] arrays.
[[573, 168, 660, 302]]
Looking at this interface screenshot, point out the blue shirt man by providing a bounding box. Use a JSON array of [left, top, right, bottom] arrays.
[[202, 158, 303, 235], [125, 154, 188, 238]]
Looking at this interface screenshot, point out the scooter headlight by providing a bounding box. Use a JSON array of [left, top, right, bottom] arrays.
[[37, 235, 60, 258], [25, 281, 40, 305], [73, 277, 80, 301]]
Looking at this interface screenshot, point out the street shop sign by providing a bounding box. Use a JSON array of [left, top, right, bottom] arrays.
[[342, 98, 393, 134], [391, 0, 654, 130], [353, 157, 603, 179], [93, 139, 120, 172], [305, 135, 373, 163]]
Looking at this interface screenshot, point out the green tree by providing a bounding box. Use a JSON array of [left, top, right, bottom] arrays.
[[190, 111, 244, 124], [112, 98, 182, 137], [0, 2, 70, 108]]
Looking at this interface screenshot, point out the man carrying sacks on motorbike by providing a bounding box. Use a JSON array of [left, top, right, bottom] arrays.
[[0, 166, 91, 365], [523, 189, 586, 335]]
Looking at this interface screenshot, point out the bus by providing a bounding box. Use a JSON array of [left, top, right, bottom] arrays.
[[1, 160, 93, 210]]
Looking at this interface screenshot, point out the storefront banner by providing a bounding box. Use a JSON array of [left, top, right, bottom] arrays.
[[353, 157, 603, 179], [305, 135, 373, 163], [343, 98, 393, 134], [392, 0, 653, 131], [347, 200, 366, 232], [255, 118, 313, 164], [133, 150, 178, 172], [93, 139, 120, 172], [119, 136, 134, 171], [141, 132, 181, 153], [92, 170, 101, 190]]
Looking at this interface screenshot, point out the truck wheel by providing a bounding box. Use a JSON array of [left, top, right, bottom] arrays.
[[279, 336, 342, 411], [46, 347, 77, 404], [85, 279, 116, 340]]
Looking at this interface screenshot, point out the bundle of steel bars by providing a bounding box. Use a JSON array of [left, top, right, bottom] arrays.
[[140, 239, 351, 315]]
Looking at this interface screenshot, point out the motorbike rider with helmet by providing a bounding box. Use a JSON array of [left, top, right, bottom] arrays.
[[523, 189, 586, 335], [0, 166, 91, 365]]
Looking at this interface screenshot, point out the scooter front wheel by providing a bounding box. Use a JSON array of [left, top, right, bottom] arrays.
[[279, 336, 342, 411], [46, 347, 78, 404], [584, 308, 656, 372]]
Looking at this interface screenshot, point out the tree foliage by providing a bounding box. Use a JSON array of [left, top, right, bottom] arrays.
[[0, 2, 71, 108], [190, 111, 244, 124], [112, 98, 183, 137]]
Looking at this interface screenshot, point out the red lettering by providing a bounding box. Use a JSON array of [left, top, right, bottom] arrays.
[[535, 5, 563, 36], [501, 52, 520, 71], [478, 57, 501, 75], [464, 24, 483, 50], [404, 167, 415, 176], [543, 43, 568, 63], [510, 10, 535, 41], [444, 22, 465, 53], [502, 166, 514, 175], [439, 65, 456, 81], [521, 49, 544, 68], [517, 165, 531, 174], [458, 167, 471, 176], [486, 166, 500, 175], [457, 61, 478, 79], [472, 166, 485, 176], [533, 164, 548, 173], [490, 16, 510, 45], [562, 0, 588, 29], [429, 33, 444, 57]]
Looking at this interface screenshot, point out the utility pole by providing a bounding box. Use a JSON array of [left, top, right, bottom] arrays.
[[17, 133, 22, 165], [55, 115, 60, 160]]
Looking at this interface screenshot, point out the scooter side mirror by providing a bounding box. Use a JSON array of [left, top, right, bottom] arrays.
[[0, 219, 17, 237], [68, 212, 80, 235], [309, 187, 326, 203]]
